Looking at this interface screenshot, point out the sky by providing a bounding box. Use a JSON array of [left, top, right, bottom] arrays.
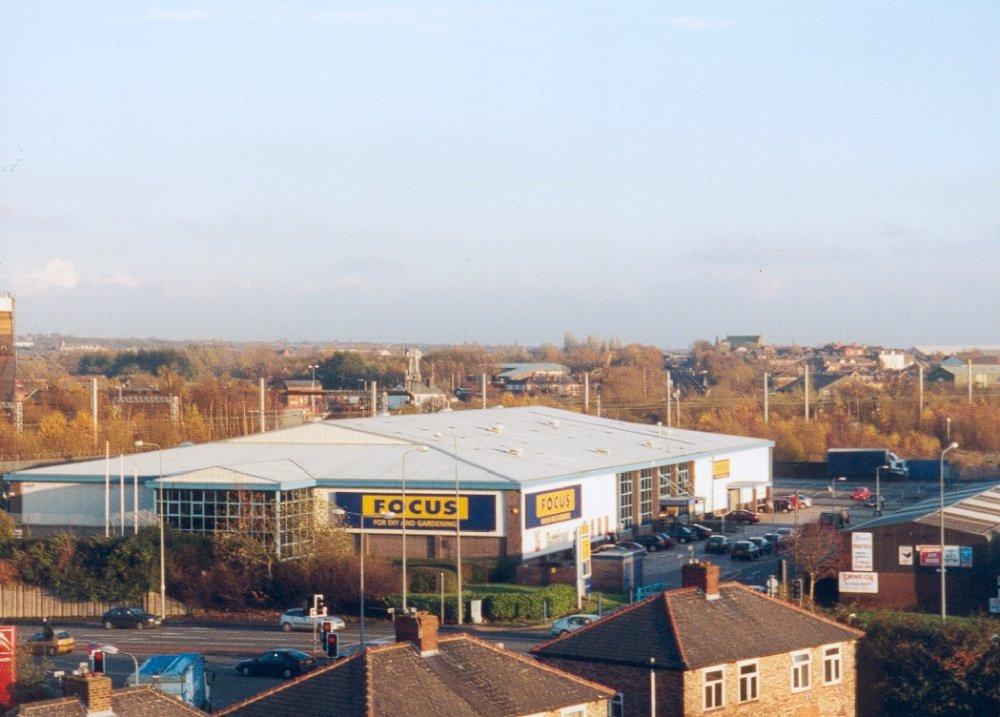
[[1, 2, 998, 348]]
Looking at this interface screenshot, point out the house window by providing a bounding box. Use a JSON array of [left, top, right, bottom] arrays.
[[639, 470, 654, 525], [618, 473, 633, 530], [703, 666, 724, 710], [560, 706, 586, 717], [823, 644, 842, 685], [791, 650, 812, 692], [738, 660, 759, 702], [608, 692, 625, 717]]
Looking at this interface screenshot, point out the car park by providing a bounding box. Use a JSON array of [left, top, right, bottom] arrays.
[[550, 614, 600, 636], [762, 533, 788, 552], [688, 524, 713, 540], [279, 608, 346, 633], [632, 535, 663, 552], [768, 498, 792, 513], [237, 649, 316, 679], [616, 541, 649, 553], [704, 535, 730, 554], [661, 525, 696, 543], [851, 487, 871, 501], [725, 510, 761, 525], [730, 540, 761, 561], [747, 536, 774, 555], [652, 534, 676, 549], [101, 607, 162, 630], [775, 527, 794, 538], [26, 629, 75, 656]]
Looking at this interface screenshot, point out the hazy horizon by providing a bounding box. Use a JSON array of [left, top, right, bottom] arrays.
[[3, 2, 998, 347]]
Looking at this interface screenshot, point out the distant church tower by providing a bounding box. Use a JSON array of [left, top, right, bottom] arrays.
[[405, 348, 423, 389]]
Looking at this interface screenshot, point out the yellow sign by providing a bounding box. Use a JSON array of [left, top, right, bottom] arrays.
[[713, 459, 731, 479], [361, 495, 468, 520], [535, 488, 577, 519], [579, 524, 591, 560]]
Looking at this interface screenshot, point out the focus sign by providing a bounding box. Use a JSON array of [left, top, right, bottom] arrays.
[[332, 492, 498, 534], [525, 485, 582, 528]]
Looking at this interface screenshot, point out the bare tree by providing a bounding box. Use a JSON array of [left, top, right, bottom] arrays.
[[790, 522, 845, 608]]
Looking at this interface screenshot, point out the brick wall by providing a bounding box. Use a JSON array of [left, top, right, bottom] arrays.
[[536, 658, 683, 717], [681, 642, 857, 717]]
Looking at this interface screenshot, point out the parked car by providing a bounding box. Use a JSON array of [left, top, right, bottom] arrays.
[[278, 608, 346, 633], [730, 540, 761, 561], [616, 541, 648, 553], [775, 527, 794, 538], [101, 607, 162, 630], [762, 533, 789, 551], [26, 629, 75, 656], [704, 535, 731, 554], [851, 487, 872, 501], [820, 510, 851, 528], [652, 534, 677, 549], [725, 510, 760, 525], [236, 649, 316, 679], [661, 524, 696, 543], [792, 493, 813, 507], [550, 614, 600, 636], [747, 536, 774, 556], [632, 535, 663, 552], [768, 498, 792, 513], [688, 524, 713, 540]]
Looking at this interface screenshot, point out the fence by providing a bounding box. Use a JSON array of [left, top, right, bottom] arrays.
[[0, 583, 187, 620]]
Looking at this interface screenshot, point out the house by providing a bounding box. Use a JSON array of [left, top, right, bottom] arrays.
[[5, 671, 203, 717], [277, 379, 324, 413], [723, 336, 763, 352], [494, 363, 577, 395], [837, 483, 1000, 615], [533, 562, 862, 717], [926, 357, 1000, 387], [775, 372, 866, 396], [218, 612, 613, 717]]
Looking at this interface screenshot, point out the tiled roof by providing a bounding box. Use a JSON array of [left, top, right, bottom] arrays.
[[532, 583, 862, 670], [219, 635, 612, 717], [4, 686, 204, 717]]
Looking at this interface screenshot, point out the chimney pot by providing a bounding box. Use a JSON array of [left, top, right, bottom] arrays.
[[681, 561, 720, 599], [394, 610, 440, 655]]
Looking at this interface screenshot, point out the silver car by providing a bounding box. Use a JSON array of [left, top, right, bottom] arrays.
[[278, 608, 345, 632], [550, 614, 600, 636]]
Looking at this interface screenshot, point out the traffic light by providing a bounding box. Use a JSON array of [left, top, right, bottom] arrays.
[[791, 579, 803, 602], [90, 649, 105, 675], [322, 621, 332, 635], [324, 631, 338, 658]]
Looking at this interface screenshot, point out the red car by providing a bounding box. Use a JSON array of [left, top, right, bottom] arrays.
[[725, 510, 760, 524], [851, 487, 871, 501]]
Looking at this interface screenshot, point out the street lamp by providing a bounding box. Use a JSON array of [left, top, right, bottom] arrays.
[[135, 440, 166, 622], [939, 441, 959, 623], [101, 644, 139, 686], [400, 446, 429, 611], [946, 417, 951, 442], [875, 465, 888, 516], [433, 432, 466, 624], [331, 507, 395, 647], [307, 364, 320, 414]]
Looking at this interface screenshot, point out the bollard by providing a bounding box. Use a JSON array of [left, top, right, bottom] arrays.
[[542, 600, 548, 624]]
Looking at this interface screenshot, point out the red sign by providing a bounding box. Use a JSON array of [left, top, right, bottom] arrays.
[[0, 626, 17, 708], [919, 546, 942, 566]]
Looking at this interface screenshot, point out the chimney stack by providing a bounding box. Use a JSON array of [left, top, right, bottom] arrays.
[[394, 610, 440, 656], [681, 561, 720, 600], [62, 671, 113, 715]]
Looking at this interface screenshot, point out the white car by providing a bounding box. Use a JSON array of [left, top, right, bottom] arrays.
[[279, 608, 346, 632], [794, 494, 813, 508], [550, 614, 600, 636]]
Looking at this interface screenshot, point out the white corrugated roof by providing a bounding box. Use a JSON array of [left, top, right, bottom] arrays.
[[7, 407, 771, 489]]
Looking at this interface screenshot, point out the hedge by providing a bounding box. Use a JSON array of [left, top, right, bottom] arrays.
[[386, 584, 578, 623]]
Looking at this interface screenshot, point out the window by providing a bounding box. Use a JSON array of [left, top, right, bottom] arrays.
[[791, 650, 812, 692], [677, 464, 691, 494], [608, 692, 625, 717], [703, 666, 724, 710], [823, 644, 842, 685], [639, 470, 654, 525], [560, 706, 586, 717], [618, 473, 633, 530], [738, 660, 759, 702], [658, 466, 674, 498]]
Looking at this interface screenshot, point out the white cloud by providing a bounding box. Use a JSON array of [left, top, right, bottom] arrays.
[[10, 258, 80, 295], [143, 7, 212, 22], [666, 16, 724, 31], [92, 272, 141, 289]]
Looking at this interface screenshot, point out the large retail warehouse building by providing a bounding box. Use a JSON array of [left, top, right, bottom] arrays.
[[5, 407, 773, 562]]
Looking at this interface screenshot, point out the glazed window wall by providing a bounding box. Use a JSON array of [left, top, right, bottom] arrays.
[[639, 469, 654, 525], [617, 473, 633, 530]]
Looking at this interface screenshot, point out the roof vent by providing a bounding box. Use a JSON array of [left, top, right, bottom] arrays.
[[596, 447, 611, 455], [507, 447, 523, 457], [547, 419, 560, 428], [643, 439, 656, 448], [489, 423, 505, 433]]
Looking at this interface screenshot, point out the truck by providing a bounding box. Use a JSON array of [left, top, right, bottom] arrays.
[[126, 652, 211, 711], [827, 448, 908, 480]]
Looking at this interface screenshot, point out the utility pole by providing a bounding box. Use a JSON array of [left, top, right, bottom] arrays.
[[370, 381, 378, 417], [804, 364, 810, 422], [967, 359, 973, 404], [258, 378, 266, 433], [596, 393, 602, 418], [91, 378, 99, 449], [918, 364, 924, 427], [481, 373, 487, 410], [763, 372, 770, 425], [666, 371, 672, 427], [583, 373, 590, 414]]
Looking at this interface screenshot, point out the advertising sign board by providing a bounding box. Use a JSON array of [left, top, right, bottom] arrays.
[[990, 597, 1000, 615], [525, 485, 582, 528], [898, 545, 914, 566], [712, 459, 731, 479], [0, 626, 15, 708], [917, 545, 972, 568], [839, 572, 879, 594], [851, 532, 873, 572], [332, 492, 499, 534], [576, 523, 592, 608]]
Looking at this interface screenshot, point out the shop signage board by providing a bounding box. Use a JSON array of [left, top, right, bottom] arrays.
[[0, 626, 14, 708], [712, 459, 731, 479], [839, 572, 879, 594], [898, 545, 914, 566], [851, 532, 873, 572], [525, 485, 581, 528], [575, 523, 592, 609], [332, 491, 499, 534], [916, 545, 973, 568]]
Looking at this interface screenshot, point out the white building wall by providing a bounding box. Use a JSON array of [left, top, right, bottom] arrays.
[[19, 481, 156, 529], [694, 447, 771, 515], [520, 473, 616, 560]]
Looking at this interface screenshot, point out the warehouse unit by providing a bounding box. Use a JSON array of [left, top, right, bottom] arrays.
[[4, 407, 773, 563]]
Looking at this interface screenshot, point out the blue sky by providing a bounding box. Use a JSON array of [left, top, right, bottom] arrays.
[[2, 2, 998, 346]]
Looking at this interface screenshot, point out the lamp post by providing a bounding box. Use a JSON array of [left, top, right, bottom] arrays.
[[946, 417, 951, 442], [135, 440, 166, 621], [101, 644, 139, 686], [332, 507, 395, 647], [307, 364, 319, 414], [939, 441, 959, 623], [433, 432, 465, 625], [875, 465, 888, 516], [400, 446, 429, 611]]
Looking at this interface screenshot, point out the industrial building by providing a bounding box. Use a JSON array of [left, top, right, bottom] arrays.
[[837, 483, 1000, 615], [4, 407, 773, 563]]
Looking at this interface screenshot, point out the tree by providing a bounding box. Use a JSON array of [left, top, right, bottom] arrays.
[[790, 523, 844, 607]]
